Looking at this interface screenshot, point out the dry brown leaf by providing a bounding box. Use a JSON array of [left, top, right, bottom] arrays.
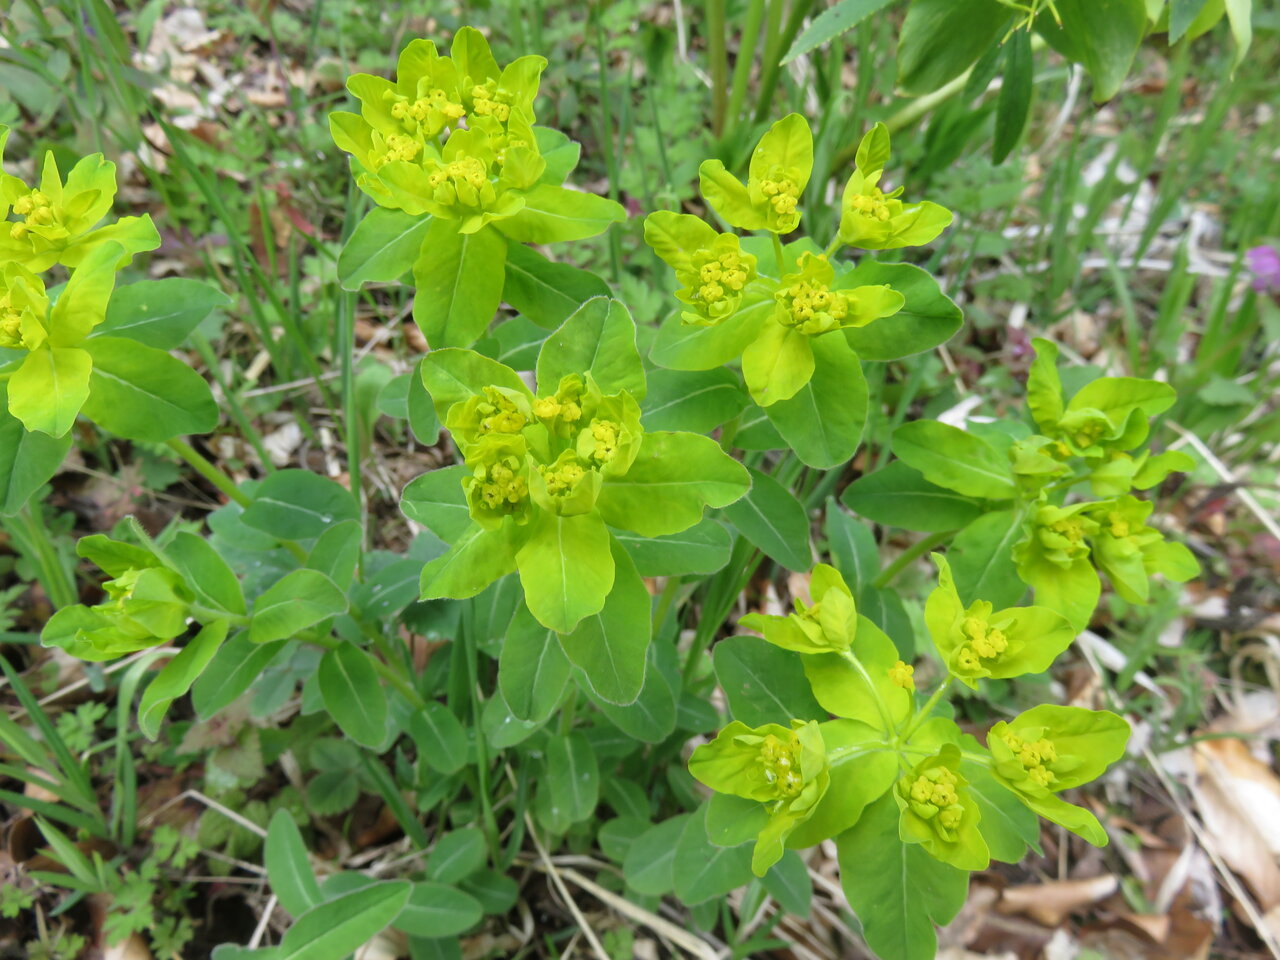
[[997, 873, 1119, 927], [103, 933, 153, 960], [1189, 737, 1280, 911]]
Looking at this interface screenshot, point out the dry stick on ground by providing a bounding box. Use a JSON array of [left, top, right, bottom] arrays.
[[522, 810, 613, 960]]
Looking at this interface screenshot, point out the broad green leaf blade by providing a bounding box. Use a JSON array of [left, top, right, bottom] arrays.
[[337, 207, 431, 290], [400, 465, 472, 544], [824, 504, 879, 593], [168, 531, 246, 615], [1037, 0, 1148, 102], [495, 184, 626, 243], [265, 808, 323, 918], [897, 0, 1014, 96], [597, 431, 750, 538], [837, 794, 969, 960], [802, 617, 911, 731], [535, 297, 645, 399], [516, 510, 613, 634], [639, 367, 748, 434], [992, 28, 1032, 164], [546, 731, 600, 825], [673, 805, 754, 905], [783, 0, 897, 64], [407, 702, 469, 775], [9, 346, 91, 438], [764, 335, 867, 469], [502, 242, 610, 330], [892, 421, 1016, 499], [623, 814, 691, 897], [0, 384, 71, 516], [948, 509, 1026, 608], [277, 881, 411, 960], [959, 743, 1041, 863], [558, 538, 650, 704], [649, 295, 772, 371], [841, 461, 983, 532], [82, 336, 217, 441], [585, 646, 676, 742], [425, 828, 486, 884], [137, 619, 229, 740], [840, 261, 962, 361], [393, 882, 483, 937], [612, 517, 733, 577], [713, 635, 826, 725], [249, 569, 349, 644], [419, 522, 519, 601], [96, 278, 228, 348], [242, 470, 359, 541], [419, 347, 529, 423], [191, 633, 286, 719], [722, 467, 812, 572], [788, 719, 897, 848], [318, 641, 388, 749], [499, 604, 571, 723], [412, 221, 507, 348]]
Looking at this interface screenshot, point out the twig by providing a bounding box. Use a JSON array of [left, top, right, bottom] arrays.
[[523, 813, 613, 960], [248, 894, 277, 949], [1166, 420, 1280, 543]]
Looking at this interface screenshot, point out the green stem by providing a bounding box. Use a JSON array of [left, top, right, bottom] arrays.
[[754, 0, 813, 122], [591, 2, 623, 284], [823, 234, 843, 258], [871, 530, 953, 590], [9, 504, 77, 609], [165, 438, 251, 509], [706, 0, 728, 136], [900, 676, 952, 743], [771, 231, 786, 275], [462, 606, 502, 861]]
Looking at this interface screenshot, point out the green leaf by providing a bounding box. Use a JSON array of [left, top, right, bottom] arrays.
[[837, 793, 969, 960], [741, 319, 815, 406], [623, 814, 692, 897], [96, 278, 228, 348], [840, 261, 962, 361], [612, 517, 733, 577], [400, 466, 472, 544], [168, 531, 245, 615], [240, 471, 363, 545], [412, 221, 507, 348], [1169, 0, 1214, 42], [337, 207, 431, 291], [1224, 0, 1252, 72], [841, 461, 983, 532], [535, 297, 645, 399], [407, 359, 441, 445], [1037, 0, 1148, 102], [597, 431, 750, 538], [425, 829, 486, 884], [137, 620, 228, 740], [787, 718, 897, 847], [673, 805, 754, 905], [265, 808, 323, 918], [546, 731, 600, 825], [802, 617, 911, 732], [640, 367, 748, 434], [558, 539, 650, 704], [394, 882, 483, 938], [992, 28, 1032, 164], [499, 603, 571, 723], [897, 0, 1014, 96], [763, 850, 813, 918], [82, 336, 216, 441], [892, 421, 1016, 499], [516, 510, 613, 634], [419, 348, 529, 423], [959, 744, 1041, 864], [9, 346, 91, 437], [419, 523, 519, 601], [722, 467, 812, 572], [501, 242, 610, 330], [191, 633, 286, 719], [407, 702, 469, 775], [308, 520, 362, 591], [587, 659, 677, 743], [318, 641, 387, 749], [249, 569, 349, 644], [713, 635, 826, 726], [0, 385, 71, 516], [783, 0, 897, 64], [1027, 338, 1063, 430], [824, 504, 879, 592], [948, 509, 1026, 608], [495, 184, 626, 243], [277, 881, 411, 960], [764, 334, 867, 469], [648, 295, 771, 371]]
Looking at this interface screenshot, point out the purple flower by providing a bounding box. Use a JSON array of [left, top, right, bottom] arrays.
[[1246, 245, 1280, 294]]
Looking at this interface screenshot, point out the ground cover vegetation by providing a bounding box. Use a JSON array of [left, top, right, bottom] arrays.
[[1, 1, 1278, 958]]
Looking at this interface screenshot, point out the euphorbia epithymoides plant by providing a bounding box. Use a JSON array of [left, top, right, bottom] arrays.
[[4, 27, 1203, 960]]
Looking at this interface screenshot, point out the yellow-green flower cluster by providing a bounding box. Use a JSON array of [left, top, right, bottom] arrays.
[[331, 30, 547, 232]]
